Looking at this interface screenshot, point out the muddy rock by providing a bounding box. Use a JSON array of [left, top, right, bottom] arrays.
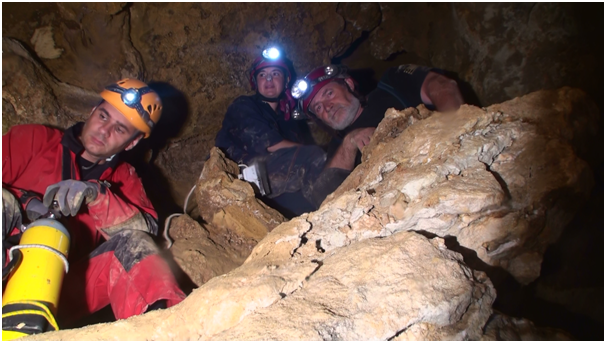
[[167, 214, 244, 287], [194, 147, 285, 259], [324, 87, 597, 285]]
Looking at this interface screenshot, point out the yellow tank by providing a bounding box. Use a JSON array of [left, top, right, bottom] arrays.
[[2, 218, 70, 339]]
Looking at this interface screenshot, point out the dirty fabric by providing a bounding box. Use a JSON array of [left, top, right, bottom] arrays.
[[215, 94, 316, 165], [58, 229, 185, 323], [215, 94, 326, 215]]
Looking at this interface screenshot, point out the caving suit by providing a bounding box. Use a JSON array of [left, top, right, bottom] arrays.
[[2, 123, 185, 324], [215, 94, 327, 218]]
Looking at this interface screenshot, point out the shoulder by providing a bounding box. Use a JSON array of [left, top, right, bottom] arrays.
[[6, 124, 61, 136], [382, 64, 445, 82], [4, 124, 63, 142]]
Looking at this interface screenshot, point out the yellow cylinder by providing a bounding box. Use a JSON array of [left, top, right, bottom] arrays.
[[2, 219, 70, 314]]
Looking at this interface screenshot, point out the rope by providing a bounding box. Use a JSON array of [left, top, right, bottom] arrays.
[[163, 184, 197, 250], [8, 244, 69, 274]]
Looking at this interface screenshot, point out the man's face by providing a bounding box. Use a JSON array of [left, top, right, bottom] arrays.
[[309, 79, 361, 130], [80, 101, 141, 162], [256, 67, 285, 99]]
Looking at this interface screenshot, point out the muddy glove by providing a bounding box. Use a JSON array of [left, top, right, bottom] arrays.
[[25, 198, 49, 221], [43, 180, 100, 217]]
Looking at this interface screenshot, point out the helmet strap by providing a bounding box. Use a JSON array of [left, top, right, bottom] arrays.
[[256, 91, 284, 103]]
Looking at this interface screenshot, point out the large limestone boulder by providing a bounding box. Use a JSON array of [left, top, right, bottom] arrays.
[[166, 148, 286, 286], [26, 230, 496, 340], [326, 87, 597, 284], [194, 147, 285, 259]]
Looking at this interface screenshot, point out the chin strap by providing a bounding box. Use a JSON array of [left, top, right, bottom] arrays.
[[256, 91, 283, 103]]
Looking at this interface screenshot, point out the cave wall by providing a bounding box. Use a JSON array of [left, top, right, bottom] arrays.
[[2, 2, 602, 204]]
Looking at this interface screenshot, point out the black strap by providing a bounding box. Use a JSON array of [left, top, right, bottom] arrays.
[[61, 146, 72, 181]]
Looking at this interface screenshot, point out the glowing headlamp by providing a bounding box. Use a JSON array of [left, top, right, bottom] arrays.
[[291, 79, 309, 99], [262, 47, 280, 60], [121, 88, 141, 106]]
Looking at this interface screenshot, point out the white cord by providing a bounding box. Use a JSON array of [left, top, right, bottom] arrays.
[[9, 244, 69, 273], [163, 184, 197, 249]]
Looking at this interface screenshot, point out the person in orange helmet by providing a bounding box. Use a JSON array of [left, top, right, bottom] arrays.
[[2, 79, 185, 330]]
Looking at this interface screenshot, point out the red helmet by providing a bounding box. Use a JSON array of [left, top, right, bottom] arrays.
[[291, 65, 350, 116], [248, 47, 292, 91]]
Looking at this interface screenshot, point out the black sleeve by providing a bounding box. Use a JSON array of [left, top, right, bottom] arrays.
[[377, 64, 445, 110]]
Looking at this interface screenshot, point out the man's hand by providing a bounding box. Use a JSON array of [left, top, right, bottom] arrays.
[[43, 180, 100, 217], [327, 127, 376, 171], [344, 127, 376, 152]]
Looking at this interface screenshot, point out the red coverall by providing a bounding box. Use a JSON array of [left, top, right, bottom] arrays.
[[2, 124, 185, 323]]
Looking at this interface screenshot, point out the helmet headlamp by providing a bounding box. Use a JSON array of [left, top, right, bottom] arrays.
[[291, 79, 309, 99], [262, 47, 280, 60], [291, 108, 305, 120], [121, 88, 141, 106], [105, 84, 155, 131]]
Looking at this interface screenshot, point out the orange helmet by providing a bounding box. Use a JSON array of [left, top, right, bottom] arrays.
[[100, 79, 162, 138]]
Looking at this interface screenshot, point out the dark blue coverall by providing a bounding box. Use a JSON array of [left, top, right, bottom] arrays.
[[215, 94, 327, 218]]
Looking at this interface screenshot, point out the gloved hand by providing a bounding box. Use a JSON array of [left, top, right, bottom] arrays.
[[25, 198, 49, 221], [43, 180, 100, 217]]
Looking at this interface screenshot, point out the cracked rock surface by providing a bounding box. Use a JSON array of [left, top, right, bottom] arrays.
[[26, 87, 596, 341], [325, 87, 597, 285]]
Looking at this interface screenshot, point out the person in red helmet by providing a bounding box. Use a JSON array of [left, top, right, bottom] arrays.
[[291, 64, 464, 207], [2, 78, 186, 329], [215, 47, 327, 218]]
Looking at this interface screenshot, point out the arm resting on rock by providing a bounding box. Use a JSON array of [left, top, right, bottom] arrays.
[[421, 72, 464, 112]]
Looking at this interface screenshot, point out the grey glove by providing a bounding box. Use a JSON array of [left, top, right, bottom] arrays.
[[25, 198, 49, 221], [43, 180, 99, 217]]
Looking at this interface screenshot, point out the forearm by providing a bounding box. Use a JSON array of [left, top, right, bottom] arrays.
[[428, 84, 463, 112], [100, 211, 158, 238], [326, 142, 358, 171], [87, 189, 157, 238], [267, 139, 302, 153], [422, 72, 464, 112]]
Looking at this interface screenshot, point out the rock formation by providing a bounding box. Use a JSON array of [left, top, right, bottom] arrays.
[[26, 86, 598, 340], [3, 3, 601, 340]]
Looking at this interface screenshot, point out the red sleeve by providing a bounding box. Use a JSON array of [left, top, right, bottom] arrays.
[[2, 125, 57, 206], [86, 163, 157, 231]]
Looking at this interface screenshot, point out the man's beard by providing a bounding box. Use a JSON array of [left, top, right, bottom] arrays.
[[330, 95, 361, 130]]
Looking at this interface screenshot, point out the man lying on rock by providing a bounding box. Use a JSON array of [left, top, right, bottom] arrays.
[[215, 47, 327, 218], [290, 64, 465, 207], [2, 78, 186, 328]]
